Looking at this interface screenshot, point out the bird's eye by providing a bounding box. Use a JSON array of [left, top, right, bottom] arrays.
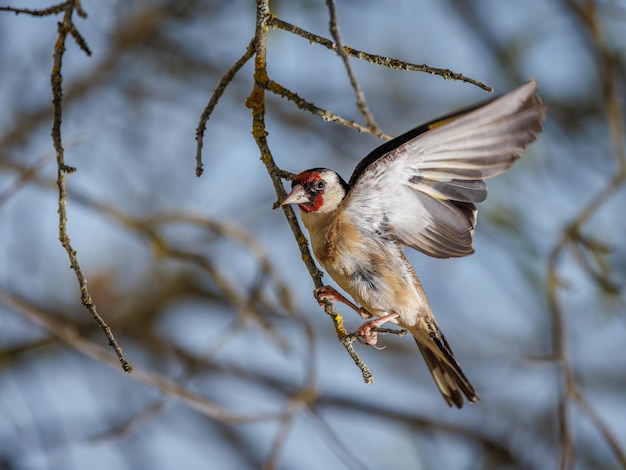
[[316, 180, 325, 191]]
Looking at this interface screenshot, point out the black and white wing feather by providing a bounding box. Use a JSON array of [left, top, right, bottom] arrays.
[[342, 80, 546, 258]]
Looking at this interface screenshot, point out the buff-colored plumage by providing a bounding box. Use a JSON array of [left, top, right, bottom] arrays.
[[282, 80, 546, 407]]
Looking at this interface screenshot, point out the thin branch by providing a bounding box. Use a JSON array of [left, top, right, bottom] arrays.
[[195, 38, 256, 177], [50, 1, 132, 373], [0, 3, 69, 16], [267, 15, 493, 92], [325, 0, 381, 133], [248, 0, 374, 385], [67, 19, 92, 56], [264, 79, 392, 140]]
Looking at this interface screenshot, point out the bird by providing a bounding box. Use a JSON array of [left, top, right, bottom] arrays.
[[281, 80, 546, 408]]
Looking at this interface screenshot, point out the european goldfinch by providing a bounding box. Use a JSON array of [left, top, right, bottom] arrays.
[[282, 80, 546, 408]]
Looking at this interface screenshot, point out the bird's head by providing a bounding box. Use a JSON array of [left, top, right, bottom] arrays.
[[281, 168, 349, 213]]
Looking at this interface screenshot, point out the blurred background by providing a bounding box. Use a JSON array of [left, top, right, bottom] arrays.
[[1, 0, 625, 469]]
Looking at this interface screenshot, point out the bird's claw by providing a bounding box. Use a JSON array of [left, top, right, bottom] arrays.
[[355, 312, 400, 349], [313, 285, 343, 306], [314, 286, 371, 317], [313, 286, 385, 347], [356, 321, 386, 349], [313, 286, 363, 315]]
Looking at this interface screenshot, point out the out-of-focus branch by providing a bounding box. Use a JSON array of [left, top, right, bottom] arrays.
[[435, 2, 625, 468], [0, 1, 190, 376], [77, 200, 294, 326], [0, 135, 85, 206], [546, 1, 626, 469], [88, 399, 169, 442], [312, 398, 526, 468], [0, 3, 178, 152], [0, 291, 281, 424], [0, 154, 303, 356]]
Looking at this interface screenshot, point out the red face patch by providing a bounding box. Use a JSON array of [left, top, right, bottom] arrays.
[[292, 170, 321, 186], [292, 170, 324, 212]]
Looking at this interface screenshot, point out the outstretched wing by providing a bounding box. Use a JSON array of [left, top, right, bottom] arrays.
[[342, 80, 546, 258]]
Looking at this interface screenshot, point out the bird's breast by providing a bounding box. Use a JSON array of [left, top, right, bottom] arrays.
[[301, 210, 360, 269], [301, 209, 429, 322]]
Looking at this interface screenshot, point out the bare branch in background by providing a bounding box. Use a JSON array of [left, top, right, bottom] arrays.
[[546, 1, 626, 468], [0, 291, 281, 424]]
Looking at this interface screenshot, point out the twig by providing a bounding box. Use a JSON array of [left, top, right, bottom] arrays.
[[371, 327, 408, 336], [264, 79, 392, 140], [50, 1, 132, 373], [267, 15, 493, 92], [0, 4, 69, 16], [195, 38, 256, 176], [67, 19, 92, 56], [325, 0, 381, 133], [248, 0, 374, 385]]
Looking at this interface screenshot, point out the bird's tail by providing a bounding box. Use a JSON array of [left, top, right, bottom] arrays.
[[409, 320, 478, 408]]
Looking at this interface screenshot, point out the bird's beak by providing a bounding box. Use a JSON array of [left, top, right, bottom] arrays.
[[281, 184, 309, 206]]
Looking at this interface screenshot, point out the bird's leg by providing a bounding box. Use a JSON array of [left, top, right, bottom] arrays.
[[313, 286, 373, 319], [357, 312, 400, 347]]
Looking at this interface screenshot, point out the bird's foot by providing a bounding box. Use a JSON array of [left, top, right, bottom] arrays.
[[313, 286, 373, 319], [356, 321, 381, 347], [356, 313, 400, 348], [314, 286, 360, 313]]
